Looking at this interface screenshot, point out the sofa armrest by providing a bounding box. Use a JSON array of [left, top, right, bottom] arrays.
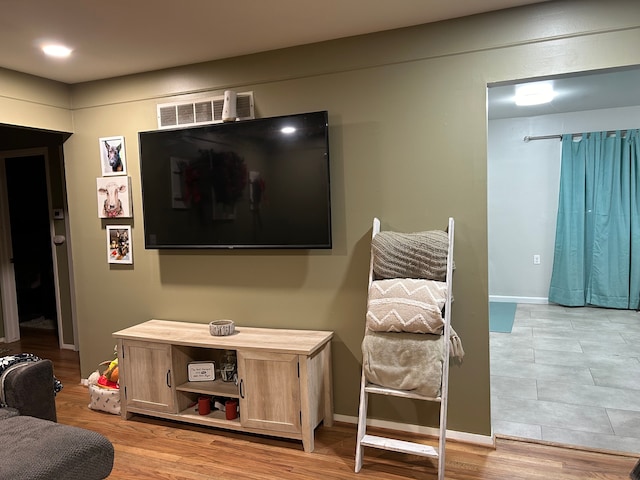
[[2, 359, 57, 422]]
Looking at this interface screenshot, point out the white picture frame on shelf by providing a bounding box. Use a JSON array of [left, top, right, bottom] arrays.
[[99, 135, 127, 176], [106, 225, 133, 264]]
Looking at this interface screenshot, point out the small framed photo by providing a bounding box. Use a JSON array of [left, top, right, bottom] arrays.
[[100, 136, 127, 176], [107, 225, 132, 264], [97, 177, 132, 218]]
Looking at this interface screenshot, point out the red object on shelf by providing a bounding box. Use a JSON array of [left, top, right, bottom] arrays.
[[225, 399, 238, 420], [198, 396, 211, 415]]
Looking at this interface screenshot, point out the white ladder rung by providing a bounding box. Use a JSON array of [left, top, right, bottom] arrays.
[[364, 384, 442, 402], [360, 434, 438, 458]]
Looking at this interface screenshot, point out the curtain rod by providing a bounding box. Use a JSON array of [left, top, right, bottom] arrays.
[[523, 134, 561, 142], [523, 130, 630, 142]]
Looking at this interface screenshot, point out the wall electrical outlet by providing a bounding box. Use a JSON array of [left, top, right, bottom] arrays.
[[533, 254, 541, 265]]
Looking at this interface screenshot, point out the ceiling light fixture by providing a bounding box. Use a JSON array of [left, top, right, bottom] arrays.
[[42, 44, 72, 58], [281, 126, 296, 134], [515, 82, 555, 106]]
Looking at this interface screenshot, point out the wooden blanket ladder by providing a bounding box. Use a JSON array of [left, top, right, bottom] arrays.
[[354, 217, 455, 480]]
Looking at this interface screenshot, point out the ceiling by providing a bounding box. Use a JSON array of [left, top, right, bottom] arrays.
[[2, 0, 547, 85], [488, 67, 640, 119], [4, 0, 637, 120]]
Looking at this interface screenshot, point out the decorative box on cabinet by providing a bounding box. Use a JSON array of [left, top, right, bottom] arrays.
[[113, 320, 334, 452]]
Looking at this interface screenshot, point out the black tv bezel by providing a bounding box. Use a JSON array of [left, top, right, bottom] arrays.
[[138, 110, 332, 250]]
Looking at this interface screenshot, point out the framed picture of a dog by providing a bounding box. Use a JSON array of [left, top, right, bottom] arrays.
[[97, 176, 132, 218], [106, 225, 133, 265], [99, 135, 127, 176]]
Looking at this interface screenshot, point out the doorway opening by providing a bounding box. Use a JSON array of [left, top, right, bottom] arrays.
[[6, 155, 58, 338], [487, 66, 640, 455]]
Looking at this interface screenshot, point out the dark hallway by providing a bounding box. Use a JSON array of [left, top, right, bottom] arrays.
[[6, 155, 58, 333]]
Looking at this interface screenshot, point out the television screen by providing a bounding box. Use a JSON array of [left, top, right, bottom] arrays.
[[138, 111, 331, 249]]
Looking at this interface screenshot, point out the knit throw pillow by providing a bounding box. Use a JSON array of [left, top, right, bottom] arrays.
[[372, 230, 449, 281]]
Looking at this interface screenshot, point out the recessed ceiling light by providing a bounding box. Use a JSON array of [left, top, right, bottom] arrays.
[[42, 44, 72, 58], [281, 126, 296, 134], [515, 82, 555, 106]]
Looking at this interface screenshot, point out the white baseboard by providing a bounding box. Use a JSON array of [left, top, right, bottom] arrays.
[[60, 342, 77, 351], [332, 414, 495, 448], [489, 295, 548, 304]]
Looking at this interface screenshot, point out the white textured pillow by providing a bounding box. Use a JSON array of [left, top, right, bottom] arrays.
[[366, 278, 447, 334]]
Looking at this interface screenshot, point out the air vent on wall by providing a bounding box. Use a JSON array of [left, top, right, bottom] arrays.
[[157, 91, 254, 129]]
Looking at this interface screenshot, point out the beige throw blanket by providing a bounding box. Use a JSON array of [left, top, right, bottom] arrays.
[[362, 330, 444, 398], [366, 278, 447, 334]]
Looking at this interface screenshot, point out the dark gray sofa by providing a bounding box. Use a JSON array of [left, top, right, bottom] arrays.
[[0, 358, 114, 480]]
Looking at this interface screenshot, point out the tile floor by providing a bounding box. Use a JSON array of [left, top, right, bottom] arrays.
[[490, 303, 640, 454]]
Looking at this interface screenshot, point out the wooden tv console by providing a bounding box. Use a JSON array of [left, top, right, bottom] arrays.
[[113, 319, 334, 452]]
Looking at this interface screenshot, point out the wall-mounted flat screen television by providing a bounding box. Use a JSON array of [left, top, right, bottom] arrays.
[[138, 110, 331, 249]]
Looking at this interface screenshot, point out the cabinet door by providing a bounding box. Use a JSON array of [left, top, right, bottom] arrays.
[[122, 340, 176, 413], [237, 351, 301, 434]]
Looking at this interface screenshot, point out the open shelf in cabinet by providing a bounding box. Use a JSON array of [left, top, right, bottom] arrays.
[[177, 405, 240, 425], [176, 379, 239, 398]]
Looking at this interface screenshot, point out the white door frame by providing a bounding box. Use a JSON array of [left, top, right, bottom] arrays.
[[0, 148, 76, 349], [0, 152, 19, 343]]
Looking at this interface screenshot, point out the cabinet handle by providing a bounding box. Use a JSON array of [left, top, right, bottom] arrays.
[[166, 370, 171, 388], [239, 379, 244, 399]]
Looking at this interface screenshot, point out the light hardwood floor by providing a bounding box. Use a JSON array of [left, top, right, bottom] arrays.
[[5, 328, 639, 479]]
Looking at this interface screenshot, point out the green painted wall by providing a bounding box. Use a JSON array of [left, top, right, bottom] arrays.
[[0, 68, 71, 131], [3, 0, 640, 437]]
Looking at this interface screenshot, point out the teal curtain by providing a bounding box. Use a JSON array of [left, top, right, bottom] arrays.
[[549, 129, 640, 309]]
